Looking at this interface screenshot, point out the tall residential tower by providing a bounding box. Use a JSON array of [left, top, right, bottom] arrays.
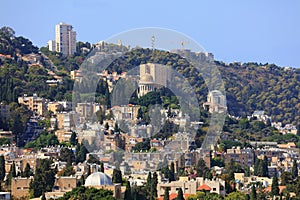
[[48, 22, 76, 56]]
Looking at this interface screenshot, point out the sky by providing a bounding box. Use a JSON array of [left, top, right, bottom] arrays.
[[0, 0, 300, 68]]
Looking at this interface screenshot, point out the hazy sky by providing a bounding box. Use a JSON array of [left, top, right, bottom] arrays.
[[0, 0, 299, 68]]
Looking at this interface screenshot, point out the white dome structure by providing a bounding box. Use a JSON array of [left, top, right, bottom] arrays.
[[85, 172, 113, 187], [140, 74, 154, 83]]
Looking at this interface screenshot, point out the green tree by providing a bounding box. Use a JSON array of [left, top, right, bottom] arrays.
[[5, 162, 16, 186], [10, 161, 16, 177], [100, 162, 104, 173], [29, 159, 56, 198], [23, 163, 33, 177], [271, 174, 279, 197], [0, 155, 5, 181], [292, 159, 298, 179], [152, 172, 158, 199], [59, 186, 116, 200], [169, 162, 176, 181], [280, 171, 293, 185], [105, 122, 109, 130], [114, 123, 120, 133], [112, 169, 122, 183], [59, 147, 75, 165], [239, 118, 250, 129], [250, 185, 257, 200], [262, 156, 269, 177], [163, 187, 170, 200], [176, 188, 184, 200], [41, 193, 46, 200], [124, 181, 132, 200], [75, 144, 88, 163], [61, 163, 75, 176], [225, 191, 246, 200], [146, 172, 152, 198], [70, 132, 78, 146], [196, 158, 209, 178], [137, 107, 143, 120]]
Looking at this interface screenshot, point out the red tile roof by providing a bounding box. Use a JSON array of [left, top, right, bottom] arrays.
[[197, 184, 212, 191]]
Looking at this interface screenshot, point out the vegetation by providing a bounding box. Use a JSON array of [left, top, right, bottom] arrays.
[[29, 159, 57, 198], [0, 155, 5, 181], [58, 186, 116, 200], [112, 169, 122, 183], [25, 132, 59, 148]]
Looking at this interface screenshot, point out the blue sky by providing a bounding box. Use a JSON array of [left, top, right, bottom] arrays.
[[0, 0, 300, 68]]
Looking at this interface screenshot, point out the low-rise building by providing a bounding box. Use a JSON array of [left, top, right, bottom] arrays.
[[11, 177, 32, 199], [18, 94, 47, 116]]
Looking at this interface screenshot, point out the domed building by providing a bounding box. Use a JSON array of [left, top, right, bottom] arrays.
[[85, 172, 113, 186], [138, 74, 156, 97], [84, 172, 122, 199]]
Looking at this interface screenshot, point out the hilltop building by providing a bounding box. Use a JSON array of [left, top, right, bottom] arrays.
[[138, 63, 170, 97], [48, 22, 76, 56], [203, 90, 227, 113]]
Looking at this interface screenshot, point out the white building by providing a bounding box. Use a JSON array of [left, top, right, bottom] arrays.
[[47, 40, 56, 52], [54, 22, 76, 56], [203, 90, 227, 113]]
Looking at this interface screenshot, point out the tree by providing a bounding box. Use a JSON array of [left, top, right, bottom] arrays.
[[10, 162, 16, 177], [196, 158, 209, 178], [61, 163, 75, 176], [169, 162, 175, 181], [59, 186, 116, 200], [70, 132, 78, 146], [146, 172, 152, 197], [250, 185, 257, 200], [124, 181, 132, 200], [105, 122, 109, 130], [254, 158, 259, 176], [29, 159, 56, 198], [239, 118, 250, 129], [112, 169, 122, 183], [176, 188, 184, 200], [262, 156, 269, 177], [0, 155, 5, 181], [100, 162, 104, 173], [41, 193, 46, 200], [280, 171, 293, 185], [137, 107, 143, 120], [292, 159, 298, 179], [163, 187, 170, 200], [225, 191, 246, 200], [5, 162, 16, 186], [23, 163, 33, 177], [152, 172, 158, 199], [114, 123, 120, 133], [75, 144, 88, 163], [59, 147, 75, 165], [271, 174, 279, 197]]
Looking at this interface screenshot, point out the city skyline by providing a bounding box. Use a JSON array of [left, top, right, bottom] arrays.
[[0, 0, 300, 68]]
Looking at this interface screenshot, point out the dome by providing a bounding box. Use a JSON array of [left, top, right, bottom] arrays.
[[85, 172, 113, 186], [140, 74, 153, 83]]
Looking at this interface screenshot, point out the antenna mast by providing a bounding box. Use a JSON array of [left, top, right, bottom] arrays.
[[151, 35, 155, 50]]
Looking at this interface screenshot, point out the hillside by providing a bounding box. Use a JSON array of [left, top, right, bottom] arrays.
[[0, 27, 299, 126], [0, 27, 74, 102], [105, 48, 299, 125]]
